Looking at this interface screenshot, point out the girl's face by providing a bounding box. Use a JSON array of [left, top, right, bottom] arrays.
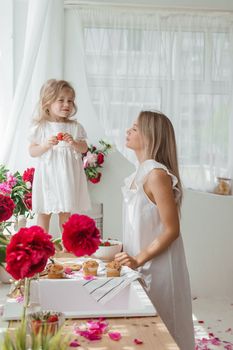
[[49, 87, 75, 120], [126, 120, 144, 151]]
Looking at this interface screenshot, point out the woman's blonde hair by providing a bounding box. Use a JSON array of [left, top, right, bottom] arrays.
[[34, 79, 77, 123], [137, 110, 183, 207]]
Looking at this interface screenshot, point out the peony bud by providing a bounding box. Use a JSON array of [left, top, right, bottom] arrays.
[[25, 181, 31, 189]]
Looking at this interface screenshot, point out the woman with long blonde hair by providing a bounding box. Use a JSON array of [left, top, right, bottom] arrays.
[[115, 111, 195, 349]]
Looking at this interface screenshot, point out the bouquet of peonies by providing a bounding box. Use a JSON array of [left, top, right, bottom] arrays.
[[82, 140, 111, 184], [0, 164, 35, 219]]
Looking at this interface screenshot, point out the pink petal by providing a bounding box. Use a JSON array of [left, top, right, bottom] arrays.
[[87, 320, 108, 333], [210, 337, 221, 345], [108, 331, 122, 341], [69, 340, 80, 347], [64, 267, 73, 274], [78, 330, 102, 341], [16, 296, 24, 303], [224, 345, 233, 350], [83, 275, 96, 281], [134, 338, 143, 344]]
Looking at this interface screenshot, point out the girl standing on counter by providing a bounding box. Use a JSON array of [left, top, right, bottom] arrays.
[[28, 79, 91, 233], [115, 111, 195, 349]]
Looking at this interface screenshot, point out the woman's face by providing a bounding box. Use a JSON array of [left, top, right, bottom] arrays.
[[126, 120, 144, 151]]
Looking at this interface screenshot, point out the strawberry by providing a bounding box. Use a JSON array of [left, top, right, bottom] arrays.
[[47, 314, 59, 323], [57, 132, 64, 141], [104, 241, 111, 246]]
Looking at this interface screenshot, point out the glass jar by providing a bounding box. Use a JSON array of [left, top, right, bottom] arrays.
[[214, 177, 232, 195]]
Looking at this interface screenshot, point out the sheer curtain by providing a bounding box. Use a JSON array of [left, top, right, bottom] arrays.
[[0, 1, 13, 135], [72, 7, 233, 191], [0, 0, 64, 172]]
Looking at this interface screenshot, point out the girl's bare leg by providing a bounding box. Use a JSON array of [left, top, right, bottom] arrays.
[[58, 212, 71, 233], [37, 213, 52, 233]]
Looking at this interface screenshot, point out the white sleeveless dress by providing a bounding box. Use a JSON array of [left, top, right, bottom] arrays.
[[29, 120, 91, 214], [122, 159, 195, 350]]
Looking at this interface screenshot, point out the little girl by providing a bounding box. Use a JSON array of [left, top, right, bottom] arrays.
[[115, 111, 195, 349], [29, 79, 91, 232]]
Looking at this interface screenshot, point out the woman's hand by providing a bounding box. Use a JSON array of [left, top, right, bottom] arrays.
[[115, 252, 139, 269]]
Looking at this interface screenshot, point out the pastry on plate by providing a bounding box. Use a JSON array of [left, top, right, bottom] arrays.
[[82, 260, 99, 276], [106, 260, 122, 277], [47, 263, 64, 279], [62, 263, 82, 271]]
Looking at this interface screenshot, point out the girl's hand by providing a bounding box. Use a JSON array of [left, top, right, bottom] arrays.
[[45, 136, 59, 148], [63, 133, 75, 144], [115, 252, 138, 269]]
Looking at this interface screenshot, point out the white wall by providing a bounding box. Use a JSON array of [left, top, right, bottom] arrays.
[[181, 189, 233, 297]]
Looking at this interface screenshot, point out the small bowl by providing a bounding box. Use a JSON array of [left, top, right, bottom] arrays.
[[28, 310, 65, 336], [93, 239, 123, 261]]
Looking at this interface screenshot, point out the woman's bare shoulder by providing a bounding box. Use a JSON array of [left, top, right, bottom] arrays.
[[147, 168, 172, 188]]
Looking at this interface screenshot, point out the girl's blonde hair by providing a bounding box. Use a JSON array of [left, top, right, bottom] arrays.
[[34, 79, 77, 123], [137, 110, 183, 207]]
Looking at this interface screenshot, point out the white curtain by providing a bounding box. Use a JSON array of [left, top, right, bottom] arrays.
[[0, 1, 13, 135], [0, 0, 64, 172], [71, 7, 233, 191]]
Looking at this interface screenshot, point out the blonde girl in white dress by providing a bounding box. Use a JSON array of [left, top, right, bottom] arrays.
[[115, 111, 195, 349], [29, 79, 91, 233]]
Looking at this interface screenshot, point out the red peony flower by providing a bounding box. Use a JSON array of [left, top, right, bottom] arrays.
[[24, 192, 32, 210], [22, 167, 35, 184], [90, 173, 101, 184], [62, 214, 101, 256], [0, 194, 15, 222], [97, 153, 104, 165], [6, 226, 55, 280]]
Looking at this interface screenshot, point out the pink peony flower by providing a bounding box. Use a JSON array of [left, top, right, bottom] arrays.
[[84, 152, 98, 166], [6, 172, 17, 187], [0, 182, 12, 195]]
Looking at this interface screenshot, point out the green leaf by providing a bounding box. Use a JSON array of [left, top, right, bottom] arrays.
[[0, 246, 6, 264]]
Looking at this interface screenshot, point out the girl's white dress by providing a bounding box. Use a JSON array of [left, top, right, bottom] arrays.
[[122, 159, 195, 350], [29, 120, 91, 214]]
